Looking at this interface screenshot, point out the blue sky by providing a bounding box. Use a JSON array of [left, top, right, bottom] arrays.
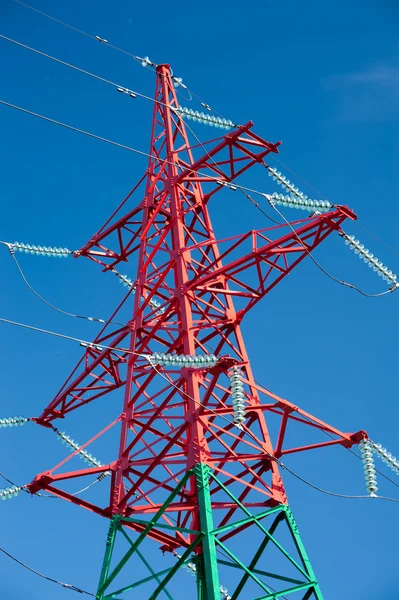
[[0, 0, 398, 598]]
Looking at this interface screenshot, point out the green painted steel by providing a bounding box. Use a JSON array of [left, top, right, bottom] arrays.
[[230, 513, 283, 600], [208, 471, 311, 581], [283, 506, 323, 600], [96, 516, 118, 598], [194, 463, 221, 600], [96, 465, 324, 600]]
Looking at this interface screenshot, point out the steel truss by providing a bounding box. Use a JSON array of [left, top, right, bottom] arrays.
[[28, 64, 365, 599]]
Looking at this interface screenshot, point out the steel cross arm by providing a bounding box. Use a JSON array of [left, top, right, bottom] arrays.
[[34, 325, 132, 424], [185, 207, 356, 318], [175, 123, 281, 201], [237, 379, 367, 456], [75, 203, 144, 268]]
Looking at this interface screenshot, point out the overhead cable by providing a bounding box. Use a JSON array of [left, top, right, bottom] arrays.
[[0, 545, 96, 596], [0, 99, 263, 201], [278, 459, 399, 503], [0, 315, 144, 357], [267, 201, 397, 298], [0, 33, 161, 107], [12, 0, 216, 113], [7, 248, 125, 326], [10, 1, 398, 267]]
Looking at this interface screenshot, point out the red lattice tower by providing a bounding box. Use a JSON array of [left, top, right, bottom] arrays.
[[28, 65, 365, 599]]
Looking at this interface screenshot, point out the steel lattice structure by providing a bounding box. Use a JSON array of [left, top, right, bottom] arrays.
[[27, 65, 366, 599]]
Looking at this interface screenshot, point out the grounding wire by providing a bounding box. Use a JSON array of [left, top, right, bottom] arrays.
[[264, 158, 399, 261], [1, 28, 397, 490], [3, 90, 397, 257], [10, 1, 399, 261], [0, 545, 96, 596], [12, 0, 148, 61], [2, 101, 393, 299], [13, 0, 108, 46], [8, 248, 125, 326], [7, 0, 399, 568], [267, 201, 396, 298], [0, 99, 274, 202], [12, 0, 216, 114], [0, 33, 166, 109]]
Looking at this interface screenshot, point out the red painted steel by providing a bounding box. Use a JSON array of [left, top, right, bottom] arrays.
[[28, 65, 365, 552]]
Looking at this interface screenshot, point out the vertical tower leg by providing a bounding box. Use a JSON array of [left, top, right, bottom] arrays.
[[97, 517, 119, 599], [195, 464, 221, 600], [284, 506, 324, 600]]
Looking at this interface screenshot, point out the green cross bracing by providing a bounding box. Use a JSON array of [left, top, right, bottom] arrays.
[[96, 465, 323, 600]]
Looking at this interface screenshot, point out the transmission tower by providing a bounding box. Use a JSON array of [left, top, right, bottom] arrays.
[[27, 64, 365, 599]]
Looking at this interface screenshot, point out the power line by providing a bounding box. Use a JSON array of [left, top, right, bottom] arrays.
[[268, 201, 396, 298], [13, 0, 105, 46], [0, 99, 267, 203], [0, 98, 164, 157], [8, 248, 124, 326], [264, 157, 399, 262], [358, 222, 399, 258], [3, 306, 389, 501], [7, 0, 399, 488], [0, 33, 161, 108], [9, 1, 398, 267], [0, 470, 21, 487], [180, 119, 396, 298], [0, 315, 143, 357], [296, 413, 399, 491], [12, 0, 217, 115], [182, 118, 282, 226], [0, 545, 96, 596], [0, 119, 393, 300], [0, 313, 268, 454]]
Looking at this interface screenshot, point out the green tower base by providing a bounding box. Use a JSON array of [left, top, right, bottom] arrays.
[[96, 465, 323, 600]]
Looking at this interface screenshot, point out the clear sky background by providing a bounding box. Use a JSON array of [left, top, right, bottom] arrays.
[[0, 0, 398, 598]]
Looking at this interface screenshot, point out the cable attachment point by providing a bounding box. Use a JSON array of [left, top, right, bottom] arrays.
[[172, 76, 187, 89], [0, 416, 30, 428], [340, 232, 398, 285], [138, 55, 155, 68], [95, 36, 108, 43]]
